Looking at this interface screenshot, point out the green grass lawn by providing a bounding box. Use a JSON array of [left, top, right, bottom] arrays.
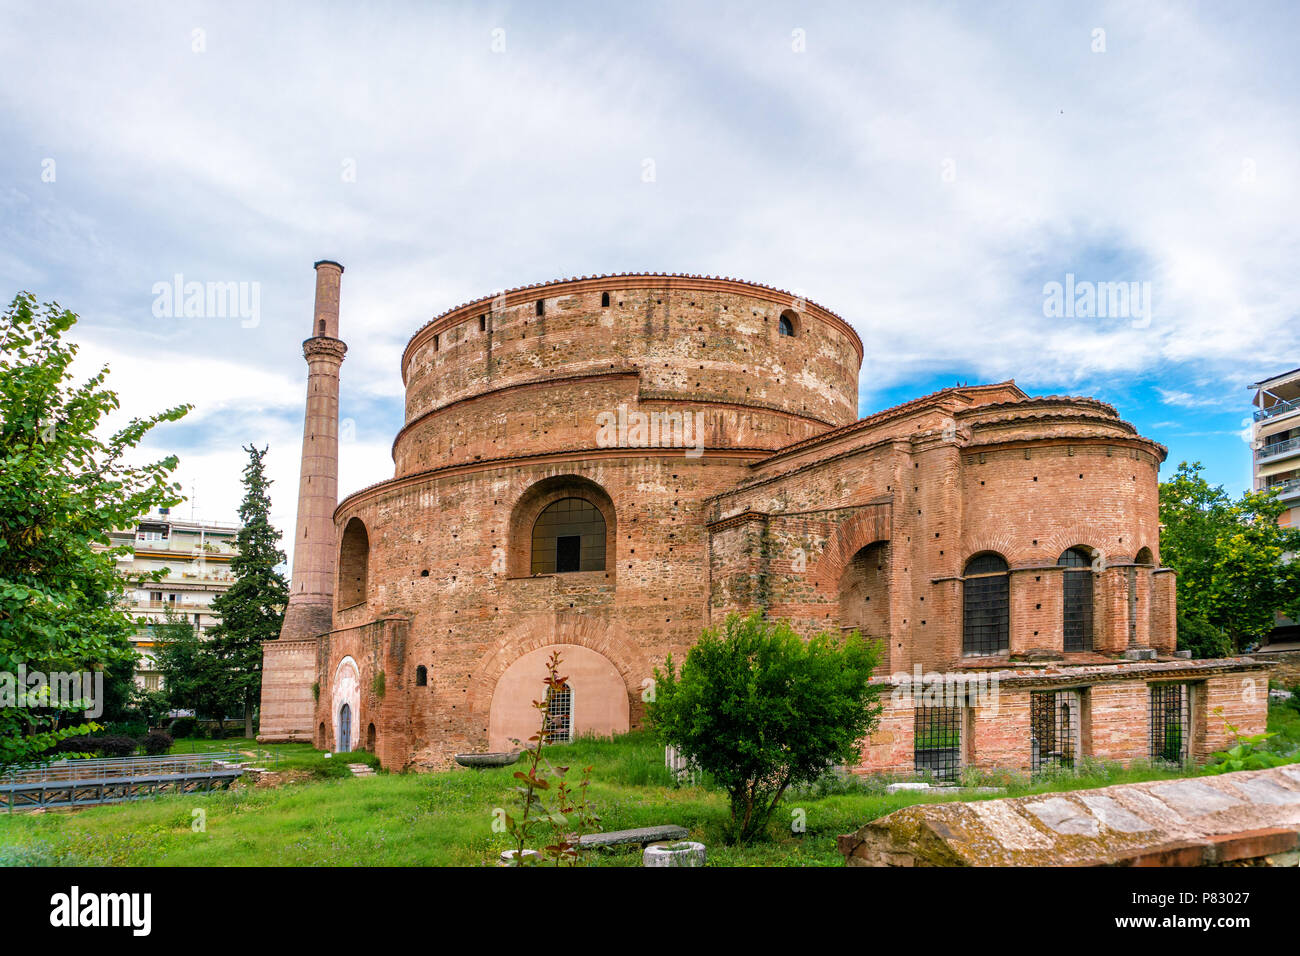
[[2, 704, 1295, 867]]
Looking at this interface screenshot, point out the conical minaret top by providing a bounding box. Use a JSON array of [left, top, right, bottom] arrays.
[[278, 259, 347, 642]]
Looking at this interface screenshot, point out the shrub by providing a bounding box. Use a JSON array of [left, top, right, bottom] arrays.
[[53, 734, 138, 758], [167, 717, 196, 738], [1202, 708, 1291, 774], [648, 612, 882, 844], [140, 730, 173, 756], [100, 720, 146, 739], [51, 735, 95, 756], [92, 735, 140, 757]]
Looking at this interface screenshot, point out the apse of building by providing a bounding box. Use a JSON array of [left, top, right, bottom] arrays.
[[259, 264, 1270, 776]]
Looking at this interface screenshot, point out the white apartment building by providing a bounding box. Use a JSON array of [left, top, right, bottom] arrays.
[[107, 508, 242, 689], [1251, 366, 1300, 644]]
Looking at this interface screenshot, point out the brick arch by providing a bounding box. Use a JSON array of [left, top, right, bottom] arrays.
[[958, 530, 1022, 569], [808, 505, 892, 597], [959, 520, 1108, 571], [465, 611, 648, 719], [1034, 521, 1111, 568]]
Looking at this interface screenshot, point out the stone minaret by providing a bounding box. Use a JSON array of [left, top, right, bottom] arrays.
[[278, 259, 347, 642]]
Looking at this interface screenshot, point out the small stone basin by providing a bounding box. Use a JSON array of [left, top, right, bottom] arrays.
[[454, 751, 521, 768]]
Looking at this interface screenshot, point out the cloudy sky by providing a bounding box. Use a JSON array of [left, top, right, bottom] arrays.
[[3, 1, 1297, 561]]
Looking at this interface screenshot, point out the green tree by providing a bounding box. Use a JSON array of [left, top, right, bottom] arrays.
[[207, 445, 288, 737], [647, 612, 882, 844], [1159, 461, 1300, 654], [152, 607, 233, 727], [0, 293, 189, 769], [130, 685, 171, 730]]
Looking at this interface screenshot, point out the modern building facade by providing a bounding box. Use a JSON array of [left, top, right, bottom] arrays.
[[1251, 366, 1300, 645], [1251, 367, 1300, 529], [259, 262, 1270, 776], [108, 508, 241, 689]]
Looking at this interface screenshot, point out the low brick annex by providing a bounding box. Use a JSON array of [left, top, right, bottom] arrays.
[[258, 266, 1271, 773]]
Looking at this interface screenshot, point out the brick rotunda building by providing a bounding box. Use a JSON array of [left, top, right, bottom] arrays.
[[259, 262, 1270, 775]]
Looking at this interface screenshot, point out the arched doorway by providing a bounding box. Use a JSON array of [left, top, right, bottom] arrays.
[[338, 702, 352, 752], [488, 644, 629, 751], [331, 656, 361, 754]]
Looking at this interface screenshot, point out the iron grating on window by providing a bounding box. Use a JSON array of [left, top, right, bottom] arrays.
[[914, 706, 962, 780], [1058, 548, 1094, 651], [963, 553, 1009, 655], [1030, 690, 1079, 774], [546, 685, 573, 744], [1149, 683, 1190, 765]]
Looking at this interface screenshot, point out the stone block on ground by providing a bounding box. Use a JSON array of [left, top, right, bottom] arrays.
[[839, 765, 1300, 866]]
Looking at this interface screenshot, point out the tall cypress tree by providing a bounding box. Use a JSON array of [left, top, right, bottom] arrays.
[[208, 445, 289, 737]]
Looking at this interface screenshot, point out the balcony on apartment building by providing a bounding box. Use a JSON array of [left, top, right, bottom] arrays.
[[1255, 399, 1300, 423], [1257, 434, 1300, 462], [132, 536, 237, 557], [1253, 367, 1300, 423], [1268, 476, 1300, 502]]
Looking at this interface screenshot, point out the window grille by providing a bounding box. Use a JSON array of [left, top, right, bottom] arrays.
[[914, 706, 962, 780], [1031, 690, 1079, 773], [530, 497, 606, 573], [1058, 548, 1094, 651], [546, 685, 572, 743], [963, 553, 1009, 655], [1150, 683, 1190, 764]]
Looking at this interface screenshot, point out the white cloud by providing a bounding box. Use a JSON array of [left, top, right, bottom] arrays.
[[4, 0, 1299, 525]]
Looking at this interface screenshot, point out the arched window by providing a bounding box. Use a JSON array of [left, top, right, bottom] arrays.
[[601, 291, 610, 307], [337, 518, 369, 607], [531, 498, 606, 573], [535, 299, 545, 316], [779, 309, 797, 337], [963, 553, 1009, 655], [546, 685, 573, 743], [1134, 547, 1154, 566], [1058, 548, 1094, 652], [366, 722, 376, 752], [318, 319, 326, 334], [415, 665, 428, 687]]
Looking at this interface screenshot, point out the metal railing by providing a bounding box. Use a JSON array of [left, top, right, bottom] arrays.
[[1, 751, 252, 785], [1255, 400, 1300, 422], [1267, 477, 1300, 500], [1258, 435, 1300, 460], [0, 750, 281, 811]]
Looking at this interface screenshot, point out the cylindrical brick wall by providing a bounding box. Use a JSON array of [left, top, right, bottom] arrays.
[[394, 276, 863, 477]]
